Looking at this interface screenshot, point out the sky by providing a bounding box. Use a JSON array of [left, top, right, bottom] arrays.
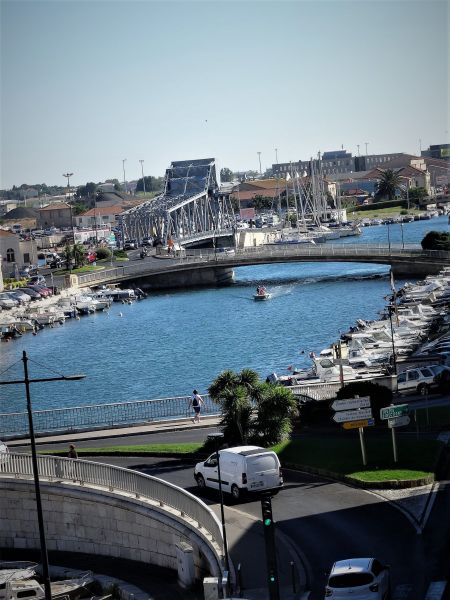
[[0, 0, 448, 189]]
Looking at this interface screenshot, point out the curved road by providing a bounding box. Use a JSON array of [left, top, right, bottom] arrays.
[[23, 428, 432, 599]]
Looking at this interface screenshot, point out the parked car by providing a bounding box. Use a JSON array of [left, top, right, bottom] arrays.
[[27, 285, 51, 298], [325, 557, 390, 599], [16, 287, 42, 300], [124, 239, 137, 250], [28, 275, 46, 286], [194, 445, 283, 501], [6, 290, 31, 305], [396, 367, 437, 395], [0, 293, 18, 309], [142, 237, 153, 247]]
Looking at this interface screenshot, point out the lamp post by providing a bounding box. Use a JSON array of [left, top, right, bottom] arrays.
[[139, 160, 146, 195], [122, 159, 127, 194], [365, 142, 368, 156], [275, 148, 278, 164], [0, 351, 85, 600], [257, 152, 262, 175], [207, 432, 230, 586], [62, 173, 73, 198], [400, 222, 405, 249], [387, 222, 391, 253]]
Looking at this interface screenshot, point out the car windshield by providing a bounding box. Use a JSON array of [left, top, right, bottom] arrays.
[[329, 572, 373, 587]]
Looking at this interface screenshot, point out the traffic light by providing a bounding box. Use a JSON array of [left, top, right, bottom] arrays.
[[261, 496, 273, 527]]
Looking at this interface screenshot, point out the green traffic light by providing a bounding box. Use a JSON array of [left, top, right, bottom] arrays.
[[264, 518, 272, 526], [270, 575, 276, 582]]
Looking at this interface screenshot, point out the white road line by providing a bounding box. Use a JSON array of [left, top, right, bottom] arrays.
[[425, 581, 447, 599], [392, 584, 413, 599]]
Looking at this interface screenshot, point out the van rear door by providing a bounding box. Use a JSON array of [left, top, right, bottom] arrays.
[[246, 452, 281, 492]]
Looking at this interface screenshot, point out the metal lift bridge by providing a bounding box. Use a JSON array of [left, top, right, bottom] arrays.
[[120, 158, 236, 247]]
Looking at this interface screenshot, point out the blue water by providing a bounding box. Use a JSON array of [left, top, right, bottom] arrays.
[[1, 216, 448, 413]]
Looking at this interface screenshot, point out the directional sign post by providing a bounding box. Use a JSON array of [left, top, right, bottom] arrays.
[[380, 404, 409, 463], [333, 396, 373, 466], [388, 415, 410, 429], [342, 418, 375, 430], [380, 404, 408, 420]]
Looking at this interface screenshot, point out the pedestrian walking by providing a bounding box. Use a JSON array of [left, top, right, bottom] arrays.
[[189, 390, 203, 423], [68, 444, 78, 459]]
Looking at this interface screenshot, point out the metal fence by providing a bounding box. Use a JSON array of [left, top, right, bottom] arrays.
[[76, 243, 450, 287], [0, 394, 220, 439], [0, 452, 224, 558]]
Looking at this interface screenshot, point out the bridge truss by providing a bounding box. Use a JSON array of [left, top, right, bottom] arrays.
[[120, 158, 236, 246]]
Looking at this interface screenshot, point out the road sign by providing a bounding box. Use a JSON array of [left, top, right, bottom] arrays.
[[333, 408, 373, 423], [342, 418, 375, 430], [332, 397, 371, 412], [380, 404, 409, 420], [388, 415, 410, 428]]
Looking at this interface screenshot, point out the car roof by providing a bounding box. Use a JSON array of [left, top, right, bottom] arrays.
[[219, 445, 264, 455], [332, 558, 373, 574]]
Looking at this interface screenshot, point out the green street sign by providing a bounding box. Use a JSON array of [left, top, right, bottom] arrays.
[[380, 404, 409, 420]]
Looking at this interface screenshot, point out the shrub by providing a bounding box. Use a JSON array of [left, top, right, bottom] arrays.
[[95, 247, 112, 260], [421, 231, 450, 251], [114, 249, 127, 258], [336, 381, 393, 425]]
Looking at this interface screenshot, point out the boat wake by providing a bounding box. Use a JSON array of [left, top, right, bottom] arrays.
[[236, 271, 388, 288]]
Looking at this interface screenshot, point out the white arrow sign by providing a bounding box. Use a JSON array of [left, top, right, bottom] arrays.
[[332, 397, 371, 412], [388, 415, 410, 428], [333, 408, 373, 423]]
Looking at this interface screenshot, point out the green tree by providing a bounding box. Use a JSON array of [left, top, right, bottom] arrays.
[[220, 167, 233, 182], [254, 383, 297, 445], [72, 243, 86, 268], [208, 369, 260, 445], [421, 231, 450, 251], [408, 187, 428, 202], [375, 169, 401, 200], [75, 182, 97, 199]]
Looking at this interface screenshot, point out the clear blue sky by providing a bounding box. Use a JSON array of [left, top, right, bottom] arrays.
[[1, 0, 448, 188]]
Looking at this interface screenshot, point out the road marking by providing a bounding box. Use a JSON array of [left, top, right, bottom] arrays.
[[425, 581, 447, 599], [392, 584, 413, 598]]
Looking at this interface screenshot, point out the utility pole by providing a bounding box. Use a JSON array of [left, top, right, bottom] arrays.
[[357, 144, 360, 157], [275, 148, 278, 164], [122, 159, 127, 194], [257, 152, 262, 175], [139, 160, 146, 194], [365, 142, 368, 156]]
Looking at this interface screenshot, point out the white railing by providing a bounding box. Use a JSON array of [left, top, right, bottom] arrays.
[[0, 452, 224, 557], [77, 243, 450, 286]]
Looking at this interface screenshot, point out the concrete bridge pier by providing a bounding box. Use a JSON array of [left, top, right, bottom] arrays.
[[390, 260, 444, 278], [131, 266, 235, 291]]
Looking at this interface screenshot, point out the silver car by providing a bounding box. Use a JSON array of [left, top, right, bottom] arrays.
[[6, 290, 31, 305], [0, 293, 18, 309]]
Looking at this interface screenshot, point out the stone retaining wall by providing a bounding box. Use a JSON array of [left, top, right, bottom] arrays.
[[0, 480, 221, 582]]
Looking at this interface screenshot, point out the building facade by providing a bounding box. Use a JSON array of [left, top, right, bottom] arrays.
[[38, 202, 73, 229]]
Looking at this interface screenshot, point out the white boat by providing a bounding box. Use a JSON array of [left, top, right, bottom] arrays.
[[3, 573, 94, 600], [254, 289, 271, 301]]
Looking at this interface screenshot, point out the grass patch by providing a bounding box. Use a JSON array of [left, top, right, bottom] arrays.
[[72, 265, 106, 274], [348, 207, 421, 219], [272, 435, 442, 482], [41, 442, 204, 455]]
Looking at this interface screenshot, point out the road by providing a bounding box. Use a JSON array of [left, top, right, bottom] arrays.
[[17, 428, 445, 599]]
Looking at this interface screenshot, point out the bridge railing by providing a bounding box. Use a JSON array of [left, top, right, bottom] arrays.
[[76, 243, 450, 287], [0, 452, 224, 556], [0, 394, 220, 438]]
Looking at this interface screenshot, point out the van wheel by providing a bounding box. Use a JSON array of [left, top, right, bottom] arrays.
[[196, 474, 205, 489], [231, 485, 240, 501], [418, 383, 429, 396]]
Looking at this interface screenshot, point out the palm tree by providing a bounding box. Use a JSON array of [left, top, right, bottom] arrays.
[[208, 369, 261, 445], [208, 368, 297, 446], [255, 383, 297, 446], [376, 169, 401, 200]]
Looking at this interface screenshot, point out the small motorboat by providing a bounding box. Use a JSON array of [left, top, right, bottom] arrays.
[[254, 286, 271, 301]]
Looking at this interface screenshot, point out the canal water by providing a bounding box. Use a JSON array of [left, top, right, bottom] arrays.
[[1, 215, 448, 413]]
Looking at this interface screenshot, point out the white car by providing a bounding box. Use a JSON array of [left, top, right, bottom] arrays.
[[325, 557, 390, 599], [396, 367, 437, 395]]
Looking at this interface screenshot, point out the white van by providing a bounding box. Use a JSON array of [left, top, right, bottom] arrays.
[[194, 445, 283, 500]]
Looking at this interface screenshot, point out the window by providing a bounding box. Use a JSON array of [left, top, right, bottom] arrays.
[[205, 455, 218, 467], [6, 248, 15, 262], [23, 253, 30, 263], [420, 368, 433, 377], [398, 373, 406, 383], [329, 573, 373, 587], [371, 559, 383, 576], [407, 371, 420, 381]]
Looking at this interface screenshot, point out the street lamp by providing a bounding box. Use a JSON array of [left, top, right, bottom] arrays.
[[400, 222, 405, 249], [122, 159, 127, 194], [257, 152, 262, 175], [139, 160, 146, 195], [387, 222, 391, 253], [62, 173, 73, 198], [275, 148, 278, 164], [0, 351, 85, 600], [207, 432, 230, 588]]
